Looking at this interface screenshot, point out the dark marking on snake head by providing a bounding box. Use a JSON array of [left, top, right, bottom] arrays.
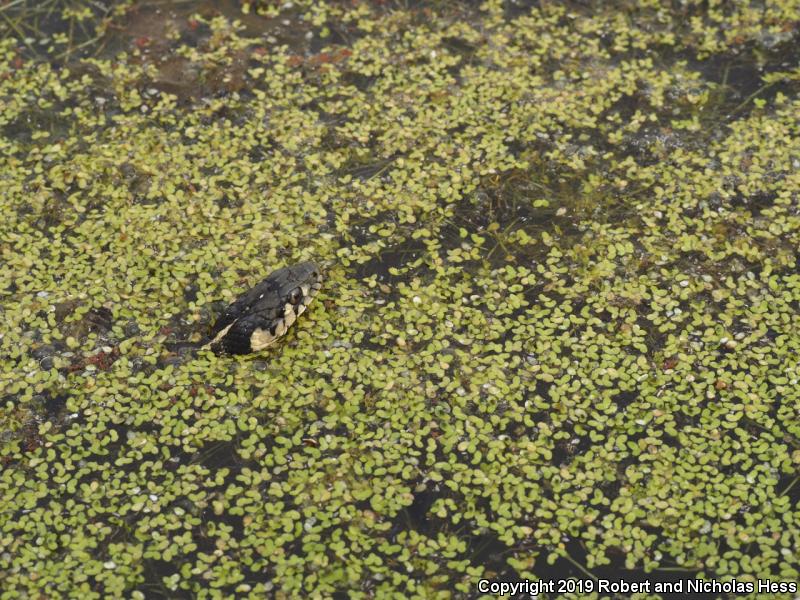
[[288, 287, 302, 305]]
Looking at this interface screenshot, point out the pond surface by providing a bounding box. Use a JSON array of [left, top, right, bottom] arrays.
[[1, 0, 800, 597]]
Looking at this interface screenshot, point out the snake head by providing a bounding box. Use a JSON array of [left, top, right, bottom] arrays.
[[207, 261, 323, 355]]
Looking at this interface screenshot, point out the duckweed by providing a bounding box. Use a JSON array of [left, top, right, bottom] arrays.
[[1, 0, 800, 598]]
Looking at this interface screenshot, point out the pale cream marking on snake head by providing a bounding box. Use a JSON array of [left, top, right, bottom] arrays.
[[273, 320, 287, 337], [207, 321, 235, 347], [250, 327, 276, 351]]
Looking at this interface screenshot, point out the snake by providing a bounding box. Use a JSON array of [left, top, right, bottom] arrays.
[[201, 261, 323, 355], [60, 262, 321, 375]]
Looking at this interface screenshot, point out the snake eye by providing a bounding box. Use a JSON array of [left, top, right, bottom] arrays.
[[289, 287, 302, 304]]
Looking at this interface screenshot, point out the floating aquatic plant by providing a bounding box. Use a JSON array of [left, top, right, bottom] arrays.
[[1, 0, 799, 597]]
